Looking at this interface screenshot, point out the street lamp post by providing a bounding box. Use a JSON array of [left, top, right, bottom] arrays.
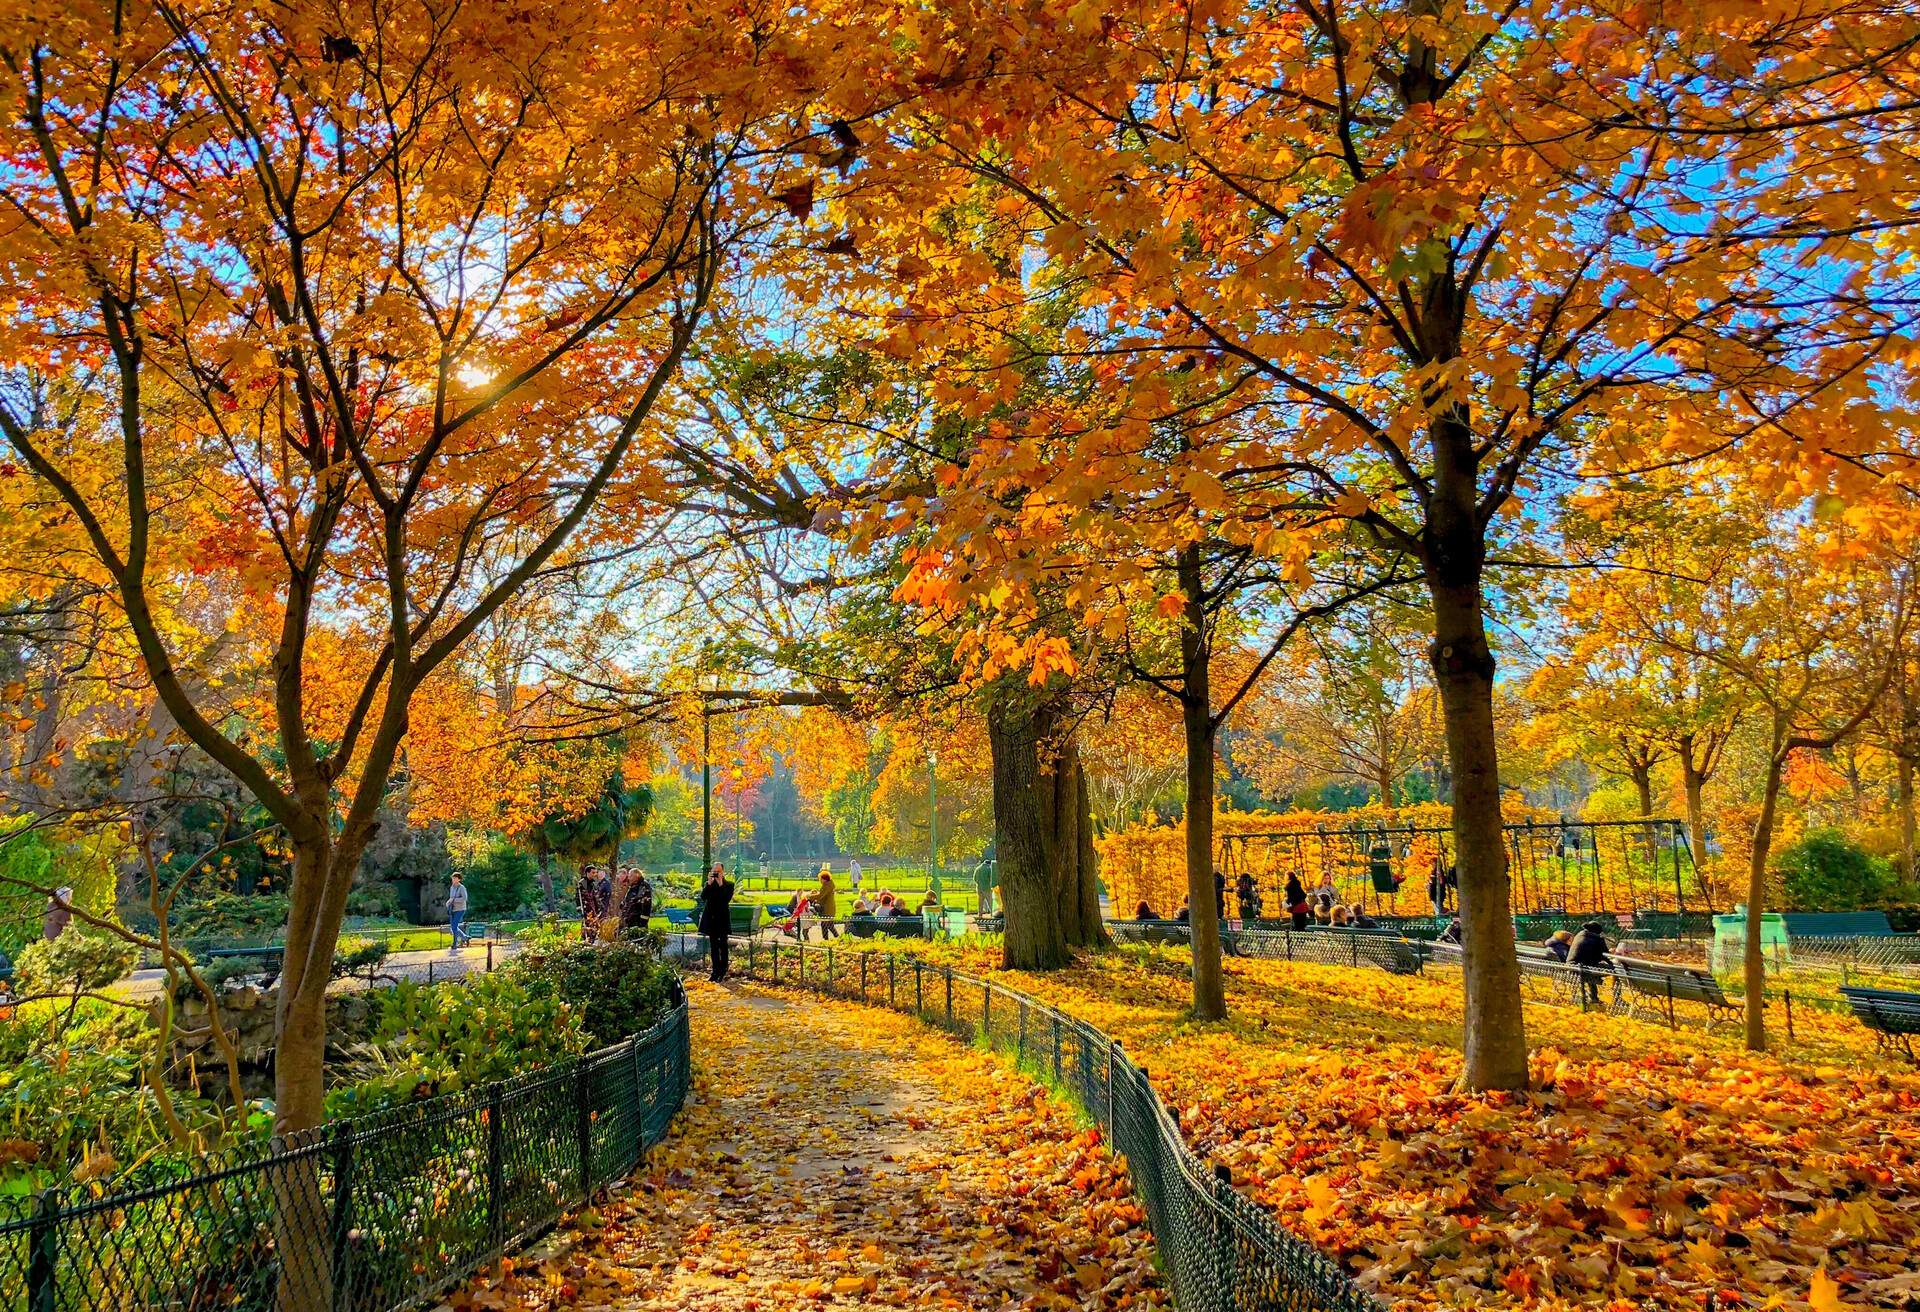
[[700, 699, 712, 877], [928, 749, 938, 885]]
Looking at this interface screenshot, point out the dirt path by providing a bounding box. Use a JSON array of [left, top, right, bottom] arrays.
[[447, 978, 1165, 1310]]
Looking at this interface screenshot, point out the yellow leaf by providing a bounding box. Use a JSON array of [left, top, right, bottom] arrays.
[[1811, 1268, 1848, 1312]]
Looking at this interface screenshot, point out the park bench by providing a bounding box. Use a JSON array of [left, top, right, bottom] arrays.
[[1109, 918, 1192, 947], [1839, 985, 1920, 1063], [210, 945, 286, 973], [846, 916, 926, 939], [1782, 911, 1896, 939], [1630, 910, 1716, 941], [660, 904, 763, 934], [1236, 926, 1425, 975], [1613, 954, 1737, 1028]]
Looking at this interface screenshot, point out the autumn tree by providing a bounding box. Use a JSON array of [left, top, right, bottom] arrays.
[[1585, 479, 1913, 1050], [0, 0, 880, 1155], [1239, 595, 1439, 807], [837, 0, 1920, 1086]]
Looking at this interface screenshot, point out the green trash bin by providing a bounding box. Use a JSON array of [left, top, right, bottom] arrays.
[[1711, 908, 1789, 974], [944, 908, 969, 939]]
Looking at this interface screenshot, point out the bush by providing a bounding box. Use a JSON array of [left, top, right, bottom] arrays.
[[456, 840, 540, 915], [0, 1003, 224, 1186], [1777, 827, 1896, 910], [325, 972, 587, 1117], [510, 939, 677, 1046], [167, 892, 291, 944], [14, 928, 140, 998]]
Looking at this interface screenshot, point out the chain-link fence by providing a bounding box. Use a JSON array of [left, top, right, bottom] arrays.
[[710, 935, 1382, 1312], [0, 996, 689, 1312]]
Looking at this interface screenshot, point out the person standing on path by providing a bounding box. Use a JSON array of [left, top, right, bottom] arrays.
[[445, 874, 470, 952], [42, 887, 72, 941], [814, 864, 840, 940], [698, 863, 737, 981], [847, 856, 863, 895], [973, 858, 995, 917]]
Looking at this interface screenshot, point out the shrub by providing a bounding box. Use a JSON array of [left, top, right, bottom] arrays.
[[0, 1004, 223, 1186], [1777, 827, 1895, 910], [14, 928, 140, 999], [326, 973, 588, 1117], [167, 892, 291, 944], [510, 939, 677, 1046], [456, 841, 539, 915]]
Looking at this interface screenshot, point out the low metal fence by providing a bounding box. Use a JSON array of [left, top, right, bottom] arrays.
[[1106, 921, 1815, 1037], [0, 996, 690, 1312], [710, 934, 1382, 1312]]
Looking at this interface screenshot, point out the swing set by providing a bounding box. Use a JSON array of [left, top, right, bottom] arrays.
[[1215, 817, 1713, 923]]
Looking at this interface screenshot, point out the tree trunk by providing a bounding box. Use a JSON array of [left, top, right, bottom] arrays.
[[1744, 750, 1787, 1053], [990, 692, 1069, 970], [1178, 544, 1227, 1021], [1423, 417, 1528, 1091], [271, 825, 372, 1312], [1075, 765, 1107, 947], [1044, 732, 1106, 948], [1048, 732, 1084, 946], [1678, 733, 1710, 869], [537, 849, 557, 913], [1630, 759, 1653, 819], [1898, 755, 1916, 881]]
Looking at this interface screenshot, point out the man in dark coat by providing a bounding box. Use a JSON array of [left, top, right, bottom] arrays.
[[697, 863, 736, 982], [1569, 920, 1611, 1003]]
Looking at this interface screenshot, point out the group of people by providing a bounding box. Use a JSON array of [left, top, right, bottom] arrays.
[[1545, 921, 1614, 1001], [777, 863, 945, 940], [575, 863, 657, 942]]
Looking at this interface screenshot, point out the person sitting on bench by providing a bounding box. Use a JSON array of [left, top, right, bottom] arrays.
[[1174, 896, 1190, 923], [1135, 899, 1159, 921], [1285, 875, 1310, 931], [1348, 904, 1377, 929], [1236, 872, 1261, 923], [1544, 929, 1573, 962], [1569, 921, 1611, 1002]]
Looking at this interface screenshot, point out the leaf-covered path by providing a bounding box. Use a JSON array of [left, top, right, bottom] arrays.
[[446, 979, 1165, 1310]]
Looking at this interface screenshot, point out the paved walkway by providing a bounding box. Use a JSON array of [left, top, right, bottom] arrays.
[[449, 979, 1165, 1310], [121, 939, 518, 999]]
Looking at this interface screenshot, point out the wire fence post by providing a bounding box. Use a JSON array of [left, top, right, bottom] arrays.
[[1107, 1039, 1119, 1132], [826, 945, 834, 992], [486, 1083, 505, 1253], [576, 1058, 594, 1197], [27, 1188, 59, 1312], [914, 958, 924, 1014], [1211, 1163, 1236, 1304], [630, 1037, 646, 1169], [1786, 989, 1796, 1044], [1052, 1013, 1063, 1086], [888, 953, 897, 1008], [328, 1121, 356, 1311], [860, 952, 869, 1003]]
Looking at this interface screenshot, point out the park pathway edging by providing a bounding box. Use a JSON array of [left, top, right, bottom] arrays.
[[706, 935, 1385, 1312]]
